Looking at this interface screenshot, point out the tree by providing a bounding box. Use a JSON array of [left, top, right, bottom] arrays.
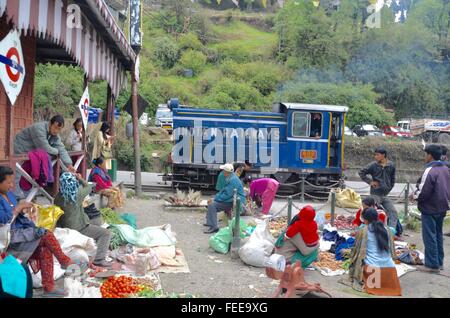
[[152, 37, 180, 69], [277, 81, 394, 127], [179, 50, 208, 75], [203, 78, 267, 110]]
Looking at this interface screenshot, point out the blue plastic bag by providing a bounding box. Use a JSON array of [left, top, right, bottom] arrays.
[[0, 255, 27, 298]]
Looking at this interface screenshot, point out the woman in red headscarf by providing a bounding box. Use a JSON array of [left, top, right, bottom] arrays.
[[274, 205, 319, 268]]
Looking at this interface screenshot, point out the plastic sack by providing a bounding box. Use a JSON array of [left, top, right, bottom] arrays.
[[238, 220, 275, 267], [334, 189, 362, 209], [209, 227, 232, 254], [134, 249, 161, 274], [208, 218, 249, 254], [64, 277, 101, 298], [110, 246, 161, 271], [66, 248, 90, 264], [36, 205, 64, 231], [147, 249, 161, 270], [53, 228, 97, 259]]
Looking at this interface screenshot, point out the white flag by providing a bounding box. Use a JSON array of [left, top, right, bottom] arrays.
[[77, 86, 90, 129]]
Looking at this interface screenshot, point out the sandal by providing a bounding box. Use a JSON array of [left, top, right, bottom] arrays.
[[64, 261, 89, 276]]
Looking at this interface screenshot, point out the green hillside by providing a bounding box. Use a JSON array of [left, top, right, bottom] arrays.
[[34, 0, 450, 125]]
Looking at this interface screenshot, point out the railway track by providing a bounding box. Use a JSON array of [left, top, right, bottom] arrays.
[[123, 183, 333, 200]]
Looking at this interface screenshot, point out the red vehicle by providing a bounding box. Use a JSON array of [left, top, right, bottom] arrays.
[[383, 126, 413, 138]]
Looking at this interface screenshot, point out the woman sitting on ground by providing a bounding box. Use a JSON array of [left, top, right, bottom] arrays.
[[274, 205, 319, 268], [55, 172, 112, 268], [348, 207, 401, 296], [89, 157, 124, 209], [0, 166, 85, 297]]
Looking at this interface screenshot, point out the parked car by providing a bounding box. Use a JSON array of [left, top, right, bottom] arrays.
[[352, 124, 384, 137], [383, 126, 413, 138], [344, 126, 357, 137]]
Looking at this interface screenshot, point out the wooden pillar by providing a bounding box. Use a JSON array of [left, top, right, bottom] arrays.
[[110, 91, 115, 138], [7, 99, 14, 169], [131, 62, 142, 196], [106, 85, 112, 128], [81, 75, 88, 179]]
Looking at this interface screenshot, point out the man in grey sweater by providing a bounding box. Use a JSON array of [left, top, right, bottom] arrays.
[[358, 148, 399, 228]]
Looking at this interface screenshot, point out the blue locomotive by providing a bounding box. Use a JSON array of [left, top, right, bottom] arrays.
[[169, 102, 349, 193]]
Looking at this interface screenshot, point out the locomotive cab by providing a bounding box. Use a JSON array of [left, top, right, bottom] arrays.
[[271, 103, 348, 192]]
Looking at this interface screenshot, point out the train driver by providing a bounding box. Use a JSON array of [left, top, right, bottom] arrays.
[[310, 113, 322, 138]]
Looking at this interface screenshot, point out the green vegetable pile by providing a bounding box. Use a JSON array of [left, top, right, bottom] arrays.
[[137, 289, 165, 298], [109, 227, 127, 250], [100, 208, 126, 225]]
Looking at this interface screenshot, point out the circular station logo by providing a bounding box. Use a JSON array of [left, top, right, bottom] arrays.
[[5, 47, 22, 83], [82, 98, 89, 117], [0, 29, 26, 106]]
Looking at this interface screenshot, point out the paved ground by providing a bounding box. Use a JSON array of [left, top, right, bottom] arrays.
[[115, 195, 450, 298]]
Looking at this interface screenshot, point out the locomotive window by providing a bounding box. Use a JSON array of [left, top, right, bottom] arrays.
[[292, 112, 310, 137], [310, 113, 322, 138]]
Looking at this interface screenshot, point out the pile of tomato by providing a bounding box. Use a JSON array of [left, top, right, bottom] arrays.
[[100, 276, 145, 298]]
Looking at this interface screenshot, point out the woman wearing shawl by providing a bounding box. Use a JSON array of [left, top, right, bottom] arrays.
[[55, 172, 112, 268], [348, 208, 401, 296], [274, 205, 319, 268], [89, 157, 123, 209], [0, 166, 85, 297]]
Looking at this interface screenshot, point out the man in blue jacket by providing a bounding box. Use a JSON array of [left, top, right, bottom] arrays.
[[204, 163, 246, 234], [412, 144, 450, 273]]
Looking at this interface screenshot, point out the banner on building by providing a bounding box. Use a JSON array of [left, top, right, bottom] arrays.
[[130, 0, 142, 50]]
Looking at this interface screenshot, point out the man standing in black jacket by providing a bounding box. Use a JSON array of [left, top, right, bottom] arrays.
[[359, 148, 399, 228]]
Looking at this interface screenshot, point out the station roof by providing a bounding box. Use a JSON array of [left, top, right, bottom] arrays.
[[0, 0, 136, 96]]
